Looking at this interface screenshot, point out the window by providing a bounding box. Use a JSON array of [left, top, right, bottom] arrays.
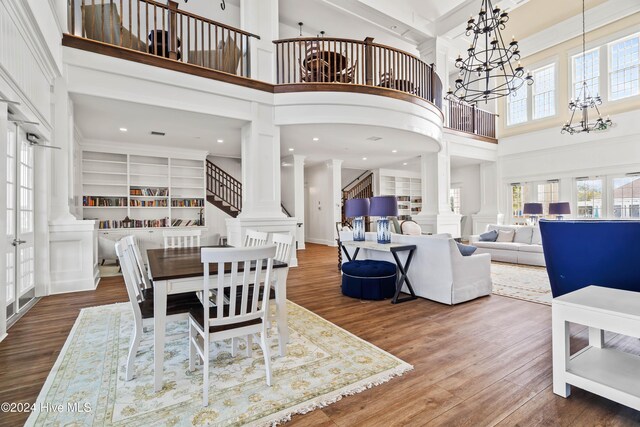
[[573, 49, 600, 99], [609, 35, 639, 100], [449, 188, 461, 215], [507, 83, 527, 125], [576, 178, 603, 218], [537, 181, 559, 216], [511, 184, 527, 223], [612, 176, 640, 218], [532, 65, 556, 119]]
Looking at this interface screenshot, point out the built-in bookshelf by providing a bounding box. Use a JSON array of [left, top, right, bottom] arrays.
[[82, 151, 206, 230], [379, 173, 422, 220]]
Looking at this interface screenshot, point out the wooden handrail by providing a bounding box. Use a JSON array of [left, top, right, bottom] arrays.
[[206, 160, 242, 213], [70, 0, 256, 77], [273, 37, 442, 109]]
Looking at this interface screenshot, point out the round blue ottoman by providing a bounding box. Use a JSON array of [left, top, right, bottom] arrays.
[[341, 260, 397, 300]]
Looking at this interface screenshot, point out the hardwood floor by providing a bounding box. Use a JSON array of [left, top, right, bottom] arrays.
[[1, 243, 639, 426]]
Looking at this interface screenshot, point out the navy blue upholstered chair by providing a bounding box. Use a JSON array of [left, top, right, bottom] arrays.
[[539, 220, 640, 297]]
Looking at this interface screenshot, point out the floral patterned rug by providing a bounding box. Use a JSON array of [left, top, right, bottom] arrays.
[[491, 262, 552, 306], [26, 301, 412, 426]]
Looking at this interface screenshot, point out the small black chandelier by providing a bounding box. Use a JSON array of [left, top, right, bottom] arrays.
[[446, 0, 533, 105], [561, 0, 612, 135]]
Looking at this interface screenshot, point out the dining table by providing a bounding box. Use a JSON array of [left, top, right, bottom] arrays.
[[303, 50, 349, 82], [147, 246, 289, 392]]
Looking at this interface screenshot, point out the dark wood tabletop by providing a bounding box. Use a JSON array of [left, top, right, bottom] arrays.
[[147, 246, 287, 282]]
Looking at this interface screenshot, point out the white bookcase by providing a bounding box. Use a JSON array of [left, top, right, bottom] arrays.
[[82, 151, 206, 230], [378, 170, 422, 220]]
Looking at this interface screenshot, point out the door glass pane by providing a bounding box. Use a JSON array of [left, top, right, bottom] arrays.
[[19, 141, 33, 234], [613, 177, 640, 218]]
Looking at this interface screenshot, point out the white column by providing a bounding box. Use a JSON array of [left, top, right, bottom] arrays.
[[240, 0, 278, 82], [330, 159, 343, 243], [293, 154, 306, 250], [472, 161, 504, 234], [418, 37, 452, 87], [48, 77, 99, 294], [413, 143, 461, 237], [226, 103, 298, 265], [0, 103, 7, 341]]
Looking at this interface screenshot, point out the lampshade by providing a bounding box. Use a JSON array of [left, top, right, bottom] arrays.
[[344, 198, 370, 218], [549, 202, 571, 215], [369, 196, 398, 217], [523, 203, 543, 215]]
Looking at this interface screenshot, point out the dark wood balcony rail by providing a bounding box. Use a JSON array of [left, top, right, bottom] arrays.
[[446, 102, 497, 139], [273, 37, 443, 110], [206, 160, 242, 213], [68, 0, 259, 78]]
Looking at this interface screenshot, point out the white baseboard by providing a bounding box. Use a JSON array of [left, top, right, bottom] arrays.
[[305, 238, 337, 247]]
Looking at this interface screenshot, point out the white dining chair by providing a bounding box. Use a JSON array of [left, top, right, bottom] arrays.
[[244, 229, 268, 247], [163, 229, 202, 248], [115, 238, 200, 381], [269, 233, 295, 355], [188, 245, 277, 406], [124, 235, 152, 289]]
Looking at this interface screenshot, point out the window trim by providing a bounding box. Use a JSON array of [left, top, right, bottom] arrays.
[[532, 63, 558, 120]]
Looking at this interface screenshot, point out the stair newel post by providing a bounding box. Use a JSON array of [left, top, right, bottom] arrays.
[[364, 37, 374, 86], [168, 0, 179, 60]]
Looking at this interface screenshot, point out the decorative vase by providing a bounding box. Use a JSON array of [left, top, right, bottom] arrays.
[[353, 216, 365, 241], [376, 217, 391, 244]]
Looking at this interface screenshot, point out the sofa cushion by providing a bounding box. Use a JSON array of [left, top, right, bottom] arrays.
[[496, 229, 515, 242], [531, 227, 542, 245], [479, 229, 498, 241], [475, 241, 527, 250], [518, 245, 544, 253], [513, 227, 533, 244], [456, 242, 477, 256]]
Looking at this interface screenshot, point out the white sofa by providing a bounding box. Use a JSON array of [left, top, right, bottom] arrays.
[[469, 224, 545, 267], [339, 231, 492, 305]]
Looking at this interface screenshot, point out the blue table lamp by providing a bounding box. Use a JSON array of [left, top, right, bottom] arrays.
[[369, 196, 398, 244], [344, 198, 370, 241], [523, 202, 543, 225], [549, 202, 571, 220]]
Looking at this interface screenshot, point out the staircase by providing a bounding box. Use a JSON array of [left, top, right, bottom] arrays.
[[341, 171, 374, 225], [206, 159, 293, 218], [206, 160, 242, 218]]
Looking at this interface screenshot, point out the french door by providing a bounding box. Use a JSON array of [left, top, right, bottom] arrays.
[[5, 124, 36, 326]]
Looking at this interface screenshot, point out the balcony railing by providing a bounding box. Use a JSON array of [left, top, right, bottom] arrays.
[[446, 102, 497, 140], [68, 0, 259, 78], [273, 37, 443, 109]]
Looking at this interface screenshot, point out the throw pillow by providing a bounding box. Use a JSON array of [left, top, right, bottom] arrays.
[[496, 229, 515, 242], [457, 242, 477, 256], [479, 229, 498, 242]]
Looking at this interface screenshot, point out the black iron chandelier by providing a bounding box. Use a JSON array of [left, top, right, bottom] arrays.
[[446, 0, 533, 105], [561, 0, 612, 135]]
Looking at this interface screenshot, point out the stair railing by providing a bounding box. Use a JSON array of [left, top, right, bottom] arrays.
[[206, 160, 242, 213], [341, 171, 373, 225]]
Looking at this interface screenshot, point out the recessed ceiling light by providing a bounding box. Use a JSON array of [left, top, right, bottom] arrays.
[[392, 150, 397, 153], [403, 162, 408, 166], [362, 157, 367, 160], [119, 127, 127, 132], [312, 137, 319, 141], [217, 139, 224, 143], [289, 148, 294, 152]]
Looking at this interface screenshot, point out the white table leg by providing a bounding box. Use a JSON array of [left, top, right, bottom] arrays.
[[589, 327, 605, 348], [275, 269, 289, 357], [154, 279, 167, 392], [552, 305, 571, 398]]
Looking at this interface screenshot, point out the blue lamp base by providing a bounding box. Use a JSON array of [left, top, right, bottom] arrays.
[[353, 216, 365, 241], [376, 217, 391, 244]]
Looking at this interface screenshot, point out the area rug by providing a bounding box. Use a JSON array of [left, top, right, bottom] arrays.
[[26, 301, 412, 426], [99, 263, 122, 277], [491, 262, 552, 306]]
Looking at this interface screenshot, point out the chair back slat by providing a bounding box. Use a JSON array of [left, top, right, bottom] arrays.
[[271, 232, 295, 264], [163, 229, 202, 248], [115, 240, 144, 323], [201, 245, 276, 327], [124, 235, 151, 290], [244, 229, 269, 247]]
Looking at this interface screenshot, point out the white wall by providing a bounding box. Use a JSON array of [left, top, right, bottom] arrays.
[[305, 161, 341, 245], [341, 168, 367, 189], [281, 163, 294, 215], [451, 164, 481, 238], [206, 155, 241, 237]]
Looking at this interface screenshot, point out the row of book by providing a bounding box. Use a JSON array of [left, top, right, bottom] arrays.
[[130, 188, 169, 197], [130, 200, 168, 207], [98, 217, 170, 229], [171, 199, 204, 207], [170, 219, 201, 227], [83, 196, 127, 207]]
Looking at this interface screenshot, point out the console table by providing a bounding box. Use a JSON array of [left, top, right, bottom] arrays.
[[552, 285, 640, 410], [341, 241, 417, 304]]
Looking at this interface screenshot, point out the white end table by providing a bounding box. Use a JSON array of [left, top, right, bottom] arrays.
[[552, 285, 640, 411]]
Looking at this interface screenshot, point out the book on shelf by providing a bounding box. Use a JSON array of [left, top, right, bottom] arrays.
[[130, 187, 169, 197], [129, 199, 168, 207], [83, 196, 127, 207], [171, 219, 201, 227], [171, 199, 204, 207], [97, 217, 170, 229]]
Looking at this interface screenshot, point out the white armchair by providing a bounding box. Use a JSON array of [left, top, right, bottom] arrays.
[[339, 231, 492, 305]]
